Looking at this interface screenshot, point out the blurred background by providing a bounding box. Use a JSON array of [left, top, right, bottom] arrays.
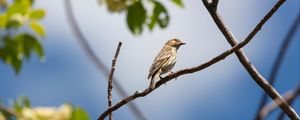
[[0, 0, 299, 120]]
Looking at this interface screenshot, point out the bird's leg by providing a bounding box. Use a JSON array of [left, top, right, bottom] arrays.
[[159, 75, 167, 86]]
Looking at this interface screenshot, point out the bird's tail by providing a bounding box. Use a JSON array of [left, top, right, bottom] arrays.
[[148, 71, 161, 91], [149, 77, 156, 90]]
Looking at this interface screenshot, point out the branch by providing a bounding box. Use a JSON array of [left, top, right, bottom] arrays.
[[277, 86, 300, 120], [255, 13, 300, 120], [258, 85, 300, 119], [203, 0, 219, 11], [98, 21, 262, 119], [107, 42, 122, 120], [202, 0, 299, 119], [63, 0, 146, 119]]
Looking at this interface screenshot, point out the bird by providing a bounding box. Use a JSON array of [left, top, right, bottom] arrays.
[[147, 39, 185, 90]]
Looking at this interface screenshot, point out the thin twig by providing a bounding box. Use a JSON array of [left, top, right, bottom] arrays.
[[202, 0, 299, 119], [64, 0, 146, 120], [107, 42, 122, 120], [277, 87, 300, 120], [98, 19, 264, 119], [255, 13, 300, 120], [257, 85, 300, 119]]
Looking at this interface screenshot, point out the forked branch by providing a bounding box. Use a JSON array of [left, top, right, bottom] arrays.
[[97, 0, 300, 120], [258, 85, 300, 119], [202, 0, 299, 119], [255, 13, 300, 120], [98, 13, 273, 118], [64, 0, 146, 119]]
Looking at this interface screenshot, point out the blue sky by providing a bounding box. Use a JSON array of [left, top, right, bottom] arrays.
[[0, 0, 299, 120]]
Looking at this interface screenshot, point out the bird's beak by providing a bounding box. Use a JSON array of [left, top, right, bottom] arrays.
[[180, 42, 186, 45]]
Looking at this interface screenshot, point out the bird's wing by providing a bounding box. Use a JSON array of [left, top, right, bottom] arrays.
[[148, 47, 173, 79]]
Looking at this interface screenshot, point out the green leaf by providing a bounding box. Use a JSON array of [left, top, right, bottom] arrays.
[[11, 51, 22, 74], [32, 38, 44, 59], [148, 1, 169, 30], [7, 2, 30, 17], [7, 13, 24, 28], [106, 0, 128, 12], [13, 96, 31, 112], [0, 14, 7, 28], [18, 96, 31, 108], [15, 33, 45, 60], [71, 107, 90, 120], [2, 37, 23, 74], [29, 21, 45, 36], [126, 1, 147, 35], [170, 0, 184, 8], [29, 9, 45, 20], [14, 0, 33, 6]]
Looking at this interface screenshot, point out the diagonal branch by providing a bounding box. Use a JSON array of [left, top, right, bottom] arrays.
[[202, 0, 299, 119], [97, 19, 266, 119], [107, 42, 122, 120], [64, 0, 146, 120], [255, 13, 300, 120], [258, 85, 300, 119], [277, 86, 300, 120]]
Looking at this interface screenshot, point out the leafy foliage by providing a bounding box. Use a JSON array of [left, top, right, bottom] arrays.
[[71, 107, 90, 120], [126, 1, 147, 35], [0, 0, 46, 74], [101, 0, 184, 35], [170, 0, 184, 8], [0, 97, 90, 120], [148, 1, 169, 30]]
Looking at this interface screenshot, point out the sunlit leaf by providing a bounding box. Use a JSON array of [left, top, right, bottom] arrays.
[[29, 9, 45, 20], [170, 0, 184, 8], [29, 21, 45, 36], [0, 14, 7, 28], [1, 0, 45, 74], [106, 0, 128, 12], [126, 1, 146, 35], [7, 2, 30, 17], [7, 13, 24, 28], [14, 0, 33, 6], [71, 107, 90, 120]]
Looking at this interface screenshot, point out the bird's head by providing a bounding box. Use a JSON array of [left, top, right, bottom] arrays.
[[165, 39, 186, 48]]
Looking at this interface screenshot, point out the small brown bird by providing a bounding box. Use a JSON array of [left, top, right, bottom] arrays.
[[147, 39, 185, 90]]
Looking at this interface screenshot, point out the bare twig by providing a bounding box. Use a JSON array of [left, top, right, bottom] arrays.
[[98, 0, 298, 119], [257, 85, 300, 119], [277, 87, 300, 120], [107, 42, 122, 120], [202, 0, 299, 119], [255, 13, 300, 120], [64, 0, 146, 120], [98, 19, 266, 119]]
